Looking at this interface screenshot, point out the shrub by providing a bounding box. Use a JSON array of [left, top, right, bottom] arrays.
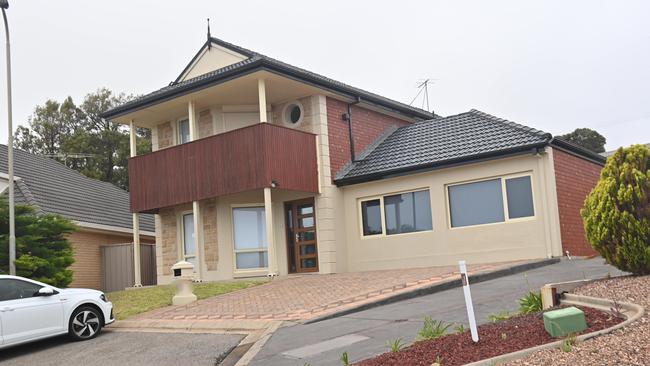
[[0, 199, 76, 287], [417, 317, 450, 340], [582, 144, 650, 275], [519, 291, 543, 314], [386, 337, 406, 352]]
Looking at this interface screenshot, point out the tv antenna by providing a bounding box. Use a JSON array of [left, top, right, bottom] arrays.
[[409, 78, 435, 113]]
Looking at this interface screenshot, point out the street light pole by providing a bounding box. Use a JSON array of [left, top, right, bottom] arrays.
[[1, 0, 15, 275]]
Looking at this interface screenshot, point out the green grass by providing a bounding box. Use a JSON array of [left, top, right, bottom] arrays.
[[107, 280, 265, 320]]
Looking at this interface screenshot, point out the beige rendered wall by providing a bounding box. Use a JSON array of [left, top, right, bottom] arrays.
[[180, 45, 247, 81], [341, 152, 562, 272], [68, 230, 154, 290]]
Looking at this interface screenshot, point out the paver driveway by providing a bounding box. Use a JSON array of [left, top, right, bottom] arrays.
[[136, 260, 532, 322]]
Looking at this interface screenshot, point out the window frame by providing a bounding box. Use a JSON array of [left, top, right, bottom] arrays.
[[177, 117, 191, 144], [445, 172, 536, 230], [231, 204, 269, 273], [358, 188, 433, 239], [0, 278, 44, 302], [281, 100, 305, 127], [178, 210, 197, 268]]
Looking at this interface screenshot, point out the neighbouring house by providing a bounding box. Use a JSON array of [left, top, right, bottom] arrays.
[[0, 146, 156, 290], [602, 143, 650, 157], [102, 36, 605, 284]]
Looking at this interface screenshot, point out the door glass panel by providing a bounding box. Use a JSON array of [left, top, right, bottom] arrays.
[[233, 207, 268, 250], [299, 217, 314, 228], [298, 205, 313, 215], [236, 252, 268, 269], [300, 244, 317, 255], [301, 258, 318, 268], [182, 213, 196, 257], [298, 231, 315, 241]]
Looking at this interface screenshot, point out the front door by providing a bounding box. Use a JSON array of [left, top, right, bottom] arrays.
[[285, 198, 319, 273]]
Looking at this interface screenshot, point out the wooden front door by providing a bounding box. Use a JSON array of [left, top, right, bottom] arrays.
[[285, 198, 319, 273]]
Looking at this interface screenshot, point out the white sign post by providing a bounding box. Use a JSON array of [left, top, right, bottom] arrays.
[[459, 260, 479, 342]]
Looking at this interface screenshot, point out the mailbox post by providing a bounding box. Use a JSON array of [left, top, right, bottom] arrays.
[[171, 260, 197, 306]]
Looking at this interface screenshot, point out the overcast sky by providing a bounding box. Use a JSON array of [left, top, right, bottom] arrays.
[[1, 0, 649, 150]]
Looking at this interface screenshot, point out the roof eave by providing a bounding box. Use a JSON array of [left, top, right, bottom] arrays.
[[549, 137, 607, 165], [102, 59, 434, 121], [334, 142, 550, 187]]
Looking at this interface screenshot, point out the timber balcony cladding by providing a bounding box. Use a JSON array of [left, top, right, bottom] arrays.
[[128, 123, 319, 213]]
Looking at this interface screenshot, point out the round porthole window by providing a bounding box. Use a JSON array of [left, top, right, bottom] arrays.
[[283, 101, 304, 125]]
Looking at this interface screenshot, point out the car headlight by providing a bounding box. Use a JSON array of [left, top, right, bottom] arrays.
[[100, 293, 108, 302]]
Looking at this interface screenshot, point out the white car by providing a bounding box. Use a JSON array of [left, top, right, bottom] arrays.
[[0, 275, 114, 349]]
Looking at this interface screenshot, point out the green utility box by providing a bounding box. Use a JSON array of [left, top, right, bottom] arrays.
[[543, 306, 587, 337]]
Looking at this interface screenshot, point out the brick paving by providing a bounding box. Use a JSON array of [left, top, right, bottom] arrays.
[[137, 261, 528, 322]]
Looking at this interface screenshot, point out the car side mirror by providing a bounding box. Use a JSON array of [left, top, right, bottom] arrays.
[[37, 287, 57, 296]]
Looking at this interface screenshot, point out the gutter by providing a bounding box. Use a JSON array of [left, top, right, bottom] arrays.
[[548, 137, 607, 165]]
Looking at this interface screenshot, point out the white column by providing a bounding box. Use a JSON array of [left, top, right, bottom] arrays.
[[264, 187, 277, 275], [192, 201, 205, 281], [188, 100, 198, 139], [187, 101, 205, 280], [258, 79, 267, 123], [129, 120, 142, 287]]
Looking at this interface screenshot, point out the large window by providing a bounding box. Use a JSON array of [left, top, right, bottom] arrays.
[[448, 174, 535, 228], [232, 207, 268, 270], [178, 118, 190, 144], [181, 213, 197, 269], [360, 189, 432, 237]]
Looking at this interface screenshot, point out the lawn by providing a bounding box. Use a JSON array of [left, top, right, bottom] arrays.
[[107, 280, 266, 320]]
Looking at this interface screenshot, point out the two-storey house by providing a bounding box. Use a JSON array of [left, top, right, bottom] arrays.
[[102, 36, 605, 285]]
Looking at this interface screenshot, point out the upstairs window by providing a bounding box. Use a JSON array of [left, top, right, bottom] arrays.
[[283, 101, 304, 125], [448, 174, 535, 228], [178, 118, 190, 144]]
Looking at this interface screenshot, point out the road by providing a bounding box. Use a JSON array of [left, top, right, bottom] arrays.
[[251, 257, 621, 366], [0, 330, 243, 366]]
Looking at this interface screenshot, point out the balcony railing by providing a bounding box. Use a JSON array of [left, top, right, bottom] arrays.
[[128, 123, 319, 213]]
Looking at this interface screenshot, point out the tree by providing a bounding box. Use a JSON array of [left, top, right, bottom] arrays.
[[581, 144, 650, 275], [0, 199, 77, 287], [15, 88, 151, 190], [559, 128, 607, 153]]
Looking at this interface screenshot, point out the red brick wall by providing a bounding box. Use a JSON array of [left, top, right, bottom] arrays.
[[553, 148, 603, 256], [326, 97, 410, 179]]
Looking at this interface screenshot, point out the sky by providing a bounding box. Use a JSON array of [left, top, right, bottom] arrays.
[[0, 0, 649, 151]]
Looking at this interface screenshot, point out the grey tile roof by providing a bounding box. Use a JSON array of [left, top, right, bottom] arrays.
[[0, 146, 154, 232], [336, 109, 552, 184], [102, 37, 434, 120]]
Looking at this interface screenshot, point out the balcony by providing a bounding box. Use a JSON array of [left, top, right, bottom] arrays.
[[128, 123, 319, 213]]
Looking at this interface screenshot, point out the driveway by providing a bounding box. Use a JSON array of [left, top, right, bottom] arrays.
[[0, 330, 243, 366], [251, 257, 622, 366], [133, 260, 533, 323]]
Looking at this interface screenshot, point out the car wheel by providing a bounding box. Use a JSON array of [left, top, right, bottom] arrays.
[[69, 306, 103, 341]]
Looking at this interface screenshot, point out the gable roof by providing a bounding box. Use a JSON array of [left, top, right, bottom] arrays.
[[0, 146, 154, 233], [102, 37, 434, 121], [336, 110, 557, 185]]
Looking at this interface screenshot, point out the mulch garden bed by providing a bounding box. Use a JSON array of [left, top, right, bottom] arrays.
[[355, 306, 623, 366]]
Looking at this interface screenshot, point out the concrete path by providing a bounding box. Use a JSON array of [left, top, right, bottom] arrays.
[[0, 330, 243, 366], [250, 257, 621, 366]]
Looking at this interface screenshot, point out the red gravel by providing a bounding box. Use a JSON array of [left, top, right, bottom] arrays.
[[355, 307, 622, 366]]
